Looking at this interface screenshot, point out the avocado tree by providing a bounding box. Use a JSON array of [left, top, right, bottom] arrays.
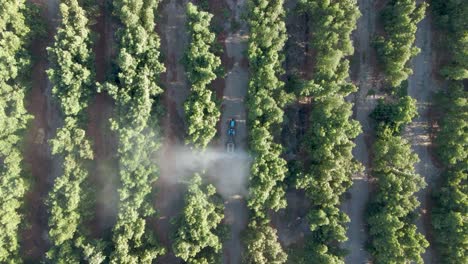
[[173, 174, 224, 263], [243, 0, 289, 262], [432, 83, 467, 263], [106, 0, 166, 263], [374, 0, 427, 87], [294, 1, 362, 262], [183, 3, 221, 150], [46, 0, 105, 262], [0, 0, 33, 262], [367, 96, 428, 264]]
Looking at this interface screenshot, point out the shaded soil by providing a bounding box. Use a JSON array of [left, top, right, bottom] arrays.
[[405, 8, 442, 263], [22, 37, 52, 262], [86, 0, 119, 239], [153, 0, 189, 263], [271, 0, 315, 251], [21, 0, 61, 261], [341, 1, 380, 263], [212, 0, 250, 263]]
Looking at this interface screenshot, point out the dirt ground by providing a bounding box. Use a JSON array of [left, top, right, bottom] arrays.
[[154, 0, 189, 263], [404, 8, 441, 263], [215, 1, 250, 263], [21, 0, 61, 261], [341, 0, 381, 263], [270, 0, 313, 249], [86, 0, 119, 238]]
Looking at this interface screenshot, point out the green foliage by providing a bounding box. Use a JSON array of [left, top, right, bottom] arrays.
[[375, 0, 427, 87], [368, 133, 428, 264], [370, 96, 418, 134], [432, 0, 468, 80], [432, 83, 467, 263], [0, 0, 33, 262], [430, 3, 467, 258], [173, 174, 224, 263], [288, 236, 348, 264], [367, 92, 427, 263], [298, 0, 360, 97], [243, 223, 287, 264], [106, 0, 166, 263], [46, 1, 104, 262], [184, 3, 221, 150], [292, 1, 362, 262], [296, 96, 362, 263], [243, 1, 289, 261], [246, 0, 289, 220], [47, 0, 93, 118]]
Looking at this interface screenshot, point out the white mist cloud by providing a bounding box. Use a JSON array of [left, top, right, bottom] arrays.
[[156, 145, 251, 199]]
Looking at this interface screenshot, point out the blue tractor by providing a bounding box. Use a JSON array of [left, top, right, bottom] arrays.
[[227, 118, 236, 136], [226, 118, 236, 153]]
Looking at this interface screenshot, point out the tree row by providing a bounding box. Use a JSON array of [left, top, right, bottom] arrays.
[[183, 2, 222, 150], [431, 0, 467, 262], [243, 0, 290, 263], [172, 4, 225, 263], [0, 1, 33, 262], [375, 0, 427, 87], [366, 1, 430, 262], [46, 0, 105, 262], [368, 96, 428, 264], [294, 1, 362, 262], [102, 0, 166, 262]]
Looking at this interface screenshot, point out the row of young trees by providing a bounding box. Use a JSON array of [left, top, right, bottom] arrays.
[[0, 1, 33, 262], [172, 4, 225, 263], [298, 0, 360, 94], [375, 0, 427, 87], [431, 1, 467, 262], [367, 96, 429, 264], [46, 1, 105, 262], [104, 0, 166, 262], [244, 0, 289, 263], [431, 83, 467, 263], [432, 0, 468, 80], [183, 2, 221, 150], [295, 1, 362, 262], [366, 1, 430, 262]]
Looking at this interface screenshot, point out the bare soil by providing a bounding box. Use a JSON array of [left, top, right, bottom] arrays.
[[271, 0, 313, 249], [341, 1, 381, 263], [208, 0, 250, 263], [21, 0, 61, 261], [404, 8, 442, 263], [86, 0, 119, 238], [154, 0, 189, 262]]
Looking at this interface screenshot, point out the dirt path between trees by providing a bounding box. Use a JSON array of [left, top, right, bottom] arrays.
[[21, 0, 61, 261], [216, 1, 250, 263], [341, 0, 380, 263], [404, 8, 441, 264], [86, 0, 119, 238], [154, 0, 189, 263]]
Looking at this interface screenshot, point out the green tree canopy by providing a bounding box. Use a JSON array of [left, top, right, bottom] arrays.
[[183, 3, 221, 150], [432, 0, 468, 80], [46, 0, 104, 262], [173, 174, 224, 263], [375, 0, 427, 87], [243, 223, 287, 264], [432, 83, 467, 263], [368, 133, 428, 264], [107, 0, 166, 263], [0, 0, 33, 262]]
